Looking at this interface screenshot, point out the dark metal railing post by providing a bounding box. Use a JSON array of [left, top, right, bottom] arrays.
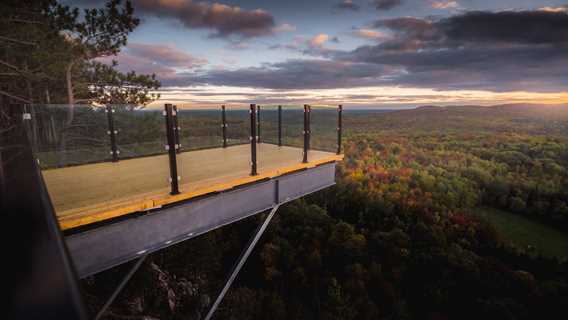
[[222, 105, 228, 148], [337, 104, 343, 155], [250, 104, 258, 176], [164, 104, 180, 195], [106, 105, 119, 162], [173, 105, 181, 154], [278, 105, 282, 147], [257, 105, 261, 143], [302, 104, 310, 163]]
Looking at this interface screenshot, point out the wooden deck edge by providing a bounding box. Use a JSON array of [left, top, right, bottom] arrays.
[[58, 154, 343, 230]]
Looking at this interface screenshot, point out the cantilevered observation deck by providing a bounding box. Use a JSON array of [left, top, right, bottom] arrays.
[[26, 104, 343, 276], [7, 103, 342, 319]]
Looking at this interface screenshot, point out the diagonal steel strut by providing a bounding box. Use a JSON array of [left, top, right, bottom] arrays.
[[94, 254, 148, 320], [204, 204, 280, 320]]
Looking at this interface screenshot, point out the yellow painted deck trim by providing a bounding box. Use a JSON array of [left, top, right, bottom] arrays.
[[59, 154, 343, 230]]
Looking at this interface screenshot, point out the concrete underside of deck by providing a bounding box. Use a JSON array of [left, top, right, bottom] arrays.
[[42, 144, 340, 230]]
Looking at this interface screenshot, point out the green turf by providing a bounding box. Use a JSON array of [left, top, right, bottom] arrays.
[[474, 207, 568, 260]]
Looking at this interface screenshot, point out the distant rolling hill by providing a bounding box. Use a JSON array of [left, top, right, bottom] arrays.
[[345, 104, 568, 135]]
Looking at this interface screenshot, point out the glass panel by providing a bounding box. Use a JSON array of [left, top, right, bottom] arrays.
[[114, 105, 166, 158], [256, 105, 304, 174], [257, 105, 279, 145], [281, 105, 305, 149], [176, 106, 251, 194], [177, 107, 222, 151], [225, 106, 250, 146], [28, 104, 111, 169], [310, 105, 339, 153]]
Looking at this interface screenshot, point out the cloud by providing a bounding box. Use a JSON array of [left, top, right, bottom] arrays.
[[430, 1, 459, 10], [336, 0, 360, 11], [373, 0, 403, 10], [126, 43, 207, 68], [195, 10, 568, 93], [337, 10, 568, 91], [269, 34, 340, 57], [352, 28, 390, 41], [538, 6, 568, 13], [309, 34, 330, 47], [134, 0, 276, 39], [100, 42, 206, 86], [274, 23, 296, 33], [440, 10, 568, 44], [195, 59, 395, 89]]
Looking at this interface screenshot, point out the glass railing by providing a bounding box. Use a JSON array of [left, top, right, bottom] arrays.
[[25, 103, 343, 227], [28, 104, 111, 168], [311, 105, 340, 153], [177, 107, 222, 151], [225, 105, 250, 147], [113, 105, 166, 158]]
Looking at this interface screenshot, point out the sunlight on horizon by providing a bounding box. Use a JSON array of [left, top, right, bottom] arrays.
[[147, 85, 568, 109]]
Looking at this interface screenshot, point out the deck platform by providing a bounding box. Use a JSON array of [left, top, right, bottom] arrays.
[[42, 144, 341, 230]]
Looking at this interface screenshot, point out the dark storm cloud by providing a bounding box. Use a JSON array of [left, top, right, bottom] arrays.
[[373, 0, 403, 10], [336, 10, 568, 91], [195, 9, 568, 92], [336, 0, 360, 11], [440, 10, 568, 44], [134, 0, 276, 38], [372, 10, 568, 49], [196, 59, 396, 89]]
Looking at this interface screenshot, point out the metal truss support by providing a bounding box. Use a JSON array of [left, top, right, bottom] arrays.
[[204, 204, 280, 320], [94, 254, 148, 320]]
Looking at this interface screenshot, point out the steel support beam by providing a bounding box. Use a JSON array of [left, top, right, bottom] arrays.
[[204, 204, 280, 320], [66, 162, 337, 278], [94, 255, 147, 320]]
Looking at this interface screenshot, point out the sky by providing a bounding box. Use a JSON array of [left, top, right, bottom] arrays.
[[70, 0, 568, 108]]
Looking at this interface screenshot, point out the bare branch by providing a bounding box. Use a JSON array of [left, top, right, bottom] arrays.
[[0, 89, 32, 103], [0, 35, 36, 46], [7, 18, 46, 25], [0, 59, 23, 73]]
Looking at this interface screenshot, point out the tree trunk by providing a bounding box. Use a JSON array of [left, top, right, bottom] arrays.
[[65, 60, 75, 124], [45, 87, 51, 104], [23, 61, 38, 149], [59, 60, 76, 166]]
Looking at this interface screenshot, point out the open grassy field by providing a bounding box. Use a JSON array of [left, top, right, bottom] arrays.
[[474, 207, 568, 260]]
